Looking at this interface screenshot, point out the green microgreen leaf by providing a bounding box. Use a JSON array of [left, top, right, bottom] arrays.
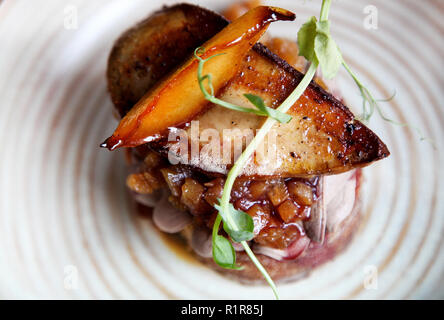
[[297, 16, 341, 79], [297, 16, 318, 64], [296, 1, 426, 141], [194, 48, 292, 123], [211, 214, 242, 270], [244, 94, 292, 124], [212, 234, 241, 269], [314, 20, 342, 79], [215, 202, 254, 242]]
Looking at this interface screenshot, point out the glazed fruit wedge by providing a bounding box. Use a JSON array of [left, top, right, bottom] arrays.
[[102, 6, 296, 150]]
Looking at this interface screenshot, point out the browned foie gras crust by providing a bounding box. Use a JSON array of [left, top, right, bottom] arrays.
[[148, 43, 389, 177]]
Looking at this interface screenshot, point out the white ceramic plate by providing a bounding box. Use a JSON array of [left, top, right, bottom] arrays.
[[0, 0, 443, 299]]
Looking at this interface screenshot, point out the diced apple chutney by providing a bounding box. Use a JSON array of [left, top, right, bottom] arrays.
[[147, 159, 318, 249]]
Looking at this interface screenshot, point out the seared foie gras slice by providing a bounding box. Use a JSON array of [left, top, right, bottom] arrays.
[[160, 44, 389, 177]]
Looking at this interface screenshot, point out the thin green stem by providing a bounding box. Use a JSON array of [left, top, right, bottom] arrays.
[[343, 60, 377, 121], [342, 60, 365, 95], [212, 214, 222, 240], [343, 60, 430, 143], [320, 0, 331, 21], [219, 63, 317, 225], [218, 62, 318, 299], [208, 0, 328, 300], [241, 242, 279, 299], [196, 51, 290, 122]]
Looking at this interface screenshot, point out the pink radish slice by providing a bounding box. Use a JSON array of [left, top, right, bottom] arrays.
[[303, 177, 326, 243], [253, 236, 310, 261], [191, 225, 213, 258], [323, 170, 357, 231], [152, 195, 192, 233]]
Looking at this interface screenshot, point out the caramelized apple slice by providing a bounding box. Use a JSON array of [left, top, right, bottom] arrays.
[[102, 6, 295, 150]]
